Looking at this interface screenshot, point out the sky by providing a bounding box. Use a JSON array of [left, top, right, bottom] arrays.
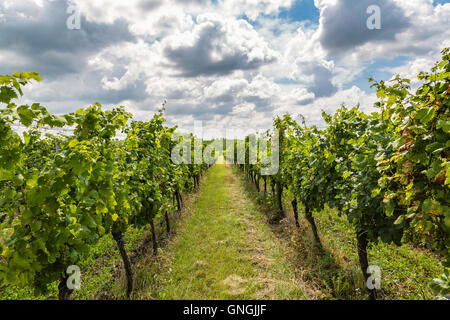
[[0, 0, 449, 138]]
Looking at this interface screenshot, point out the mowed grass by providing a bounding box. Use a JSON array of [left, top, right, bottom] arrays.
[[310, 207, 443, 300], [134, 163, 309, 300], [237, 170, 444, 300]]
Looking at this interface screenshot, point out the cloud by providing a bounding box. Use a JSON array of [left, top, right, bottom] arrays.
[[162, 14, 278, 77], [306, 65, 337, 98], [1, 0, 449, 137], [317, 0, 450, 62], [279, 25, 337, 99], [290, 88, 315, 105], [138, 0, 165, 12], [152, 74, 280, 123], [275, 85, 377, 128], [0, 0, 135, 78], [317, 0, 410, 56]]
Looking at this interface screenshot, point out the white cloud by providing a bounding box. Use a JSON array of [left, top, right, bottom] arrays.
[[388, 57, 437, 84], [275, 85, 377, 127]]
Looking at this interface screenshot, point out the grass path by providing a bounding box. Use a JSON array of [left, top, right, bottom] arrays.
[[134, 163, 309, 300]]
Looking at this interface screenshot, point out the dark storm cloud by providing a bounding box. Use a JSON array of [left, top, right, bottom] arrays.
[[295, 96, 314, 106], [0, 1, 150, 110], [164, 85, 276, 121], [0, 1, 135, 78], [138, 0, 164, 12], [138, 0, 213, 13], [202, 80, 275, 115], [81, 77, 149, 105], [319, 0, 410, 56], [307, 66, 337, 98], [294, 63, 337, 99], [163, 20, 276, 77], [242, 95, 273, 112], [165, 99, 234, 119]]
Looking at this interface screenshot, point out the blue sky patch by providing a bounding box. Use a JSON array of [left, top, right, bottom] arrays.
[[278, 0, 320, 24]]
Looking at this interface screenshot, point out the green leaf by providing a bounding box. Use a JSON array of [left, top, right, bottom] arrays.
[[0, 86, 18, 104], [422, 199, 433, 213], [342, 171, 351, 179], [26, 170, 39, 188], [17, 105, 35, 127], [437, 119, 450, 133], [394, 215, 404, 225], [12, 174, 24, 186], [416, 107, 435, 124], [385, 200, 395, 217], [23, 132, 31, 146], [68, 139, 79, 148], [83, 215, 97, 229], [30, 220, 42, 232]]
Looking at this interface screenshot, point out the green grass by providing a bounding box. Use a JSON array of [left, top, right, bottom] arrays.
[[133, 164, 308, 300], [311, 207, 443, 300], [239, 170, 444, 300]]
